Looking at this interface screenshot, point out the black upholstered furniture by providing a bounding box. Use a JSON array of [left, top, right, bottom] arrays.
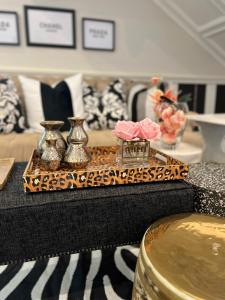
[[0, 163, 194, 264]]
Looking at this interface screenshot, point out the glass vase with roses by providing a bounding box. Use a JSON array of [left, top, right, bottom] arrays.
[[150, 77, 191, 149], [113, 118, 161, 166]]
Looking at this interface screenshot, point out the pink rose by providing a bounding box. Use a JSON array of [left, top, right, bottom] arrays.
[[175, 110, 186, 123], [160, 124, 177, 144], [170, 110, 186, 130], [138, 118, 161, 140], [161, 106, 174, 120], [113, 121, 140, 141], [163, 118, 175, 133]]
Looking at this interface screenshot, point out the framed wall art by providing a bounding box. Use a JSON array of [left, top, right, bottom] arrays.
[[82, 18, 115, 51], [0, 11, 20, 45], [24, 6, 76, 48]]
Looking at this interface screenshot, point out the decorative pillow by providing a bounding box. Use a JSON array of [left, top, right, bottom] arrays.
[[19, 74, 84, 132], [0, 76, 25, 134], [83, 79, 128, 130]]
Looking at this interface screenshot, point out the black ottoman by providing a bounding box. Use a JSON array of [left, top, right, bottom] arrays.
[[0, 163, 194, 264]]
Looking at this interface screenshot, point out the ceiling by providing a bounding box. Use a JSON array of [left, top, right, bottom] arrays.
[[153, 0, 225, 68]]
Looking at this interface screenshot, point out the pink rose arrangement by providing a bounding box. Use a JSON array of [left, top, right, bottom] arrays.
[[149, 76, 189, 145], [160, 107, 186, 145], [113, 118, 161, 141]]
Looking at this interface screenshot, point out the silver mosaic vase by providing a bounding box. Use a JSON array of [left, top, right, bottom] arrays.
[[41, 138, 61, 171], [64, 142, 90, 169], [37, 121, 67, 156], [67, 117, 88, 145]]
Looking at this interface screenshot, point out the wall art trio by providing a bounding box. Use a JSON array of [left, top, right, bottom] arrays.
[[0, 6, 115, 51]]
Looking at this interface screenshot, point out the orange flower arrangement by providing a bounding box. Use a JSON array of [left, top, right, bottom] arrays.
[[149, 77, 189, 146]]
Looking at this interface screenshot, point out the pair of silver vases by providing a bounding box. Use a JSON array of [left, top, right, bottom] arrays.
[[38, 118, 90, 171]]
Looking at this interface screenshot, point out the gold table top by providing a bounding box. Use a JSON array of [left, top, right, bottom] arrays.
[[143, 213, 225, 300]]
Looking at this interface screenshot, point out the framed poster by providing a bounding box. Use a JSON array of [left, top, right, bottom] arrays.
[[24, 6, 76, 48], [0, 11, 20, 45], [82, 18, 115, 51]]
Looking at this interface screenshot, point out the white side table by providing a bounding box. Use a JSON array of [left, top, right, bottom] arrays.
[[188, 114, 225, 163], [152, 141, 203, 163]]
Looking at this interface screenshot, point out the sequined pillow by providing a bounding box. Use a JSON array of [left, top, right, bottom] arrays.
[[0, 76, 25, 134], [83, 79, 128, 130]]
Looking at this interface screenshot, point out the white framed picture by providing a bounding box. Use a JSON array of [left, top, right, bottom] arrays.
[[0, 11, 20, 45], [24, 6, 76, 48], [82, 18, 115, 51]]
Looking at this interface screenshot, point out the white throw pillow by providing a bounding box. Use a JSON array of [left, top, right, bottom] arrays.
[[19, 73, 84, 132]]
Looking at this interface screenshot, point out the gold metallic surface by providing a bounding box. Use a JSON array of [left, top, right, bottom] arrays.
[[142, 213, 225, 300]]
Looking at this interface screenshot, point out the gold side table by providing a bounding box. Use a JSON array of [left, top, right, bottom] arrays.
[[133, 213, 225, 300]]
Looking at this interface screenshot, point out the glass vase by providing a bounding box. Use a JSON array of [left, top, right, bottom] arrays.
[[117, 139, 150, 166], [155, 102, 187, 150], [160, 132, 184, 150]]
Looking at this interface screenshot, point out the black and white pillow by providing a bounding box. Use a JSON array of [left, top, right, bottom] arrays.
[[0, 76, 25, 134], [19, 74, 84, 132], [83, 79, 128, 130]]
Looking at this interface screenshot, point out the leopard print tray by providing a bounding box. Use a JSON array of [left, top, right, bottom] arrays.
[[23, 146, 188, 193]]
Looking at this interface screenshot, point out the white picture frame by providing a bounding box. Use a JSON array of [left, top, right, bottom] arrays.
[[0, 11, 20, 45], [24, 6, 76, 48], [82, 18, 115, 51]]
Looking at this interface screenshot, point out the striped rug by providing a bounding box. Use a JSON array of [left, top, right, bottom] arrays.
[[0, 245, 139, 300]]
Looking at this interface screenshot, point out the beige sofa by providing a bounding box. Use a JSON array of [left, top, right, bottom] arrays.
[[0, 72, 203, 162]]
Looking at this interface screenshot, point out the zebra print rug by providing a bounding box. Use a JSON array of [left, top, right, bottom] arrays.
[[0, 245, 139, 300]]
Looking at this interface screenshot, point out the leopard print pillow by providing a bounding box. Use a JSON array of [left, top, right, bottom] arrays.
[[0, 76, 25, 134], [83, 79, 128, 130]]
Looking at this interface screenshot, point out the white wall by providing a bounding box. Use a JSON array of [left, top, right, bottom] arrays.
[[0, 0, 225, 80]]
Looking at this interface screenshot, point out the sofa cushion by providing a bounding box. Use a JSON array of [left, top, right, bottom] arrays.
[[0, 130, 118, 162], [0, 76, 25, 134], [0, 127, 203, 162], [18, 74, 84, 132], [83, 79, 128, 130]]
